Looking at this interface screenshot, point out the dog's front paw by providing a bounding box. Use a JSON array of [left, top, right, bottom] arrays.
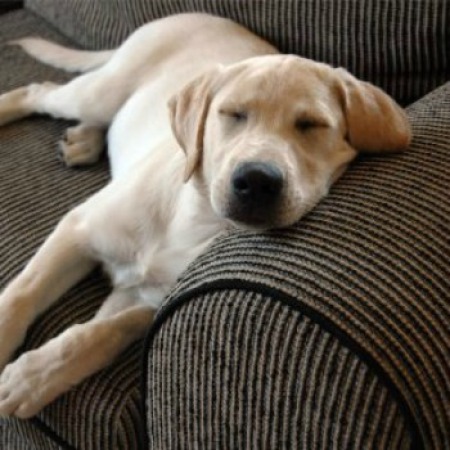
[[0, 348, 71, 418]]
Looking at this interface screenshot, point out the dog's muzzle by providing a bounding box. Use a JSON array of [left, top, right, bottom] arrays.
[[228, 161, 284, 227]]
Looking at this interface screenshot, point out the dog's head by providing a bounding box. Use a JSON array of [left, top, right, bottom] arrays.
[[169, 55, 411, 229]]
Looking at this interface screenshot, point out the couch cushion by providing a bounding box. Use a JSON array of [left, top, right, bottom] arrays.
[[0, 10, 144, 450], [25, 0, 449, 106], [144, 81, 450, 449]]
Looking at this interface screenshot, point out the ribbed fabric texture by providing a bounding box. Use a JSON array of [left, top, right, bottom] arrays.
[[25, 0, 449, 106], [0, 11, 144, 450], [2, 419, 65, 449], [146, 291, 412, 449], [1, 419, 59, 449], [147, 82, 450, 449]]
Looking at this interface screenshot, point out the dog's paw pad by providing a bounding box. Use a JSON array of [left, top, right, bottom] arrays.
[[58, 125, 105, 167], [57, 139, 102, 167]]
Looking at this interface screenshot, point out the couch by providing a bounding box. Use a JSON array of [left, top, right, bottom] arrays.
[[0, 1, 448, 449]]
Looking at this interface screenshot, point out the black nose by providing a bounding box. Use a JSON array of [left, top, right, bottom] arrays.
[[232, 162, 283, 204]]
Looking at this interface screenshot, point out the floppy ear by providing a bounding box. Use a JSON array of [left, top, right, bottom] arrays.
[[335, 68, 411, 152], [168, 69, 220, 182]]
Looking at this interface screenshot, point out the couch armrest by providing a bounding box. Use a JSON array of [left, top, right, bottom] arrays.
[[143, 82, 450, 449], [25, 0, 449, 106], [145, 290, 415, 449]]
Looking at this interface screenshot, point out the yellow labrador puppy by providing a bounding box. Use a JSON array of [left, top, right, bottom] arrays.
[[0, 13, 410, 417]]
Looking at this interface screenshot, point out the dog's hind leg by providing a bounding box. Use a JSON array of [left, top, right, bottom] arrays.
[[0, 82, 55, 126], [58, 123, 106, 167], [0, 289, 155, 418], [0, 68, 131, 127]]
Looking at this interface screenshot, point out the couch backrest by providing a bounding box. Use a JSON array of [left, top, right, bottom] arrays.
[[25, 0, 449, 106]]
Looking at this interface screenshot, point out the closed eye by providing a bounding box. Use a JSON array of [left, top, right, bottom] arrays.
[[295, 118, 321, 132], [219, 109, 248, 122]]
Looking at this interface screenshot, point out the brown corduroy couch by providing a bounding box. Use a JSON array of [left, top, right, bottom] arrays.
[[0, 1, 449, 449]]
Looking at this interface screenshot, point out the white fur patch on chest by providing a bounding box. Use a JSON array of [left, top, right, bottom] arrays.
[[104, 246, 179, 308], [103, 227, 220, 309]]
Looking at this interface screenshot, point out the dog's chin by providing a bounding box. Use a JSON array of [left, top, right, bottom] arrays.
[[222, 208, 299, 231], [217, 198, 319, 231]]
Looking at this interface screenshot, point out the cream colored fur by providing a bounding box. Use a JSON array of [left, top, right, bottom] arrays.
[[0, 13, 410, 418]]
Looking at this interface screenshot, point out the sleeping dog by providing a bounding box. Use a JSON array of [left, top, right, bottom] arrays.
[[0, 13, 410, 417]]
